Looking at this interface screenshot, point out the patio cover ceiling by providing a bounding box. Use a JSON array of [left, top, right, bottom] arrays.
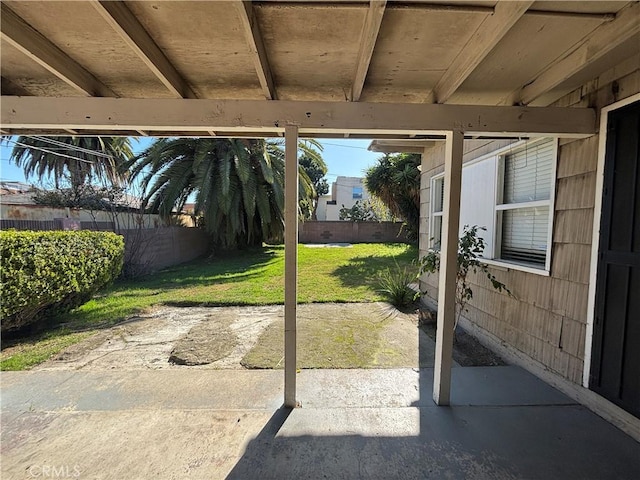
[[1, 0, 638, 138]]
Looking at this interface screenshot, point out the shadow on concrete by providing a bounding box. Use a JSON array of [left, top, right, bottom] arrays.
[[227, 325, 640, 479], [226, 381, 640, 479]]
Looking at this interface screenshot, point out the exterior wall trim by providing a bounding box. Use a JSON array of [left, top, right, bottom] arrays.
[[583, 93, 640, 388]]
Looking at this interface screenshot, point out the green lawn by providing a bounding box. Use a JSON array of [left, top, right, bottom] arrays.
[[1, 243, 417, 371]]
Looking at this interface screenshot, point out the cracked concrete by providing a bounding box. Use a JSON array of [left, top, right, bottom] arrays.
[[35, 304, 442, 371]]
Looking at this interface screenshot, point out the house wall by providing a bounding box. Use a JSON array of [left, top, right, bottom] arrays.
[[419, 64, 640, 386], [315, 194, 332, 221], [318, 176, 370, 221]]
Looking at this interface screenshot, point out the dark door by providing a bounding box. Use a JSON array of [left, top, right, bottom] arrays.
[[590, 100, 640, 418]]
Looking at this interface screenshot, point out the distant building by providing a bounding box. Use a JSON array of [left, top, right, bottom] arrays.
[[316, 176, 370, 221]]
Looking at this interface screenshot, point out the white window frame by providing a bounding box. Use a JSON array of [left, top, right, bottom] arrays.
[[494, 138, 557, 273], [428, 138, 557, 276]]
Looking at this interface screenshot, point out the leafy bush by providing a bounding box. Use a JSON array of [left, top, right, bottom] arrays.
[[418, 225, 511, 331], [0, 230, 124, 332], [339, 200, 378, 222], [377, 264, 418, 310]]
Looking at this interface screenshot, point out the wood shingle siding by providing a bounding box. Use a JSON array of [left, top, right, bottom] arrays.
[[418, 64, 640, 385]]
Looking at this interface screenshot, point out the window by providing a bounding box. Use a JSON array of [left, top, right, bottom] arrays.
[[428, 138, 556, 274], [352, 186, 363, 199], [497, 138, 555, 269], [430, 177, 444, 248]]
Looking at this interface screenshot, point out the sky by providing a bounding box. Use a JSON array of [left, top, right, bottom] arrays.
[[0, 137, 381, 187]]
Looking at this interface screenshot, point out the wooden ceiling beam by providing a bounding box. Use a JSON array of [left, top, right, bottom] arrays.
[[1, 96, 597, 137], [526, 10, 615, 21], [351, 0, 386, 102], [91, 1, 197, 99], [0, 4, 115, 97], [519, 2, 640, 106], [235, 1, 277, 100], [433, 1, 534, 104]]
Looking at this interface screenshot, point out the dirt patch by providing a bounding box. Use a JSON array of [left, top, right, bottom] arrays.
[[420, 323, 506, 367], [37, 305, 281, 371], [169, 318, 236, 365]]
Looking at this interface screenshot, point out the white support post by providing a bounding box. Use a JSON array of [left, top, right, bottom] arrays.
[[433, 130, 464, 406], [284, 124, 299, 408]]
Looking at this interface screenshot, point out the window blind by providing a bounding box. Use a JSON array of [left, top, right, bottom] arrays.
[[501, 205, 550, 265], [503, 139, 554, 204]]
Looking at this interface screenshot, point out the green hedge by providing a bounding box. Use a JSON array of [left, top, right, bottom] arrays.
[[0, 230, 124, 332]]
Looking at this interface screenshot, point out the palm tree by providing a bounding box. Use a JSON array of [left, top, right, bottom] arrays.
[[298, 151, 329, 220], [5, 136, 133, 188], [128, 137, 319, 249], [364, 153, 421, 241]]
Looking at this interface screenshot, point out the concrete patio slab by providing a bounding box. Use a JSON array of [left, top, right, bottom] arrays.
[[299, 367, 576, 408], [2, 367, 639, 479], [229, 405, 639, 480]]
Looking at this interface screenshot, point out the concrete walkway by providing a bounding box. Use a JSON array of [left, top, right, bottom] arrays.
[[2, 367, 639, 479]]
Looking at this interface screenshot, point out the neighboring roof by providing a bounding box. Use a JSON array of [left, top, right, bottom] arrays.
[[0, 181, 36, 203], [0, 180, 34, 193], [1, 1, 637, 137], [0, 191, 35, 205]]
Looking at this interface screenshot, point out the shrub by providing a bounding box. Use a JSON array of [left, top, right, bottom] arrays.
[[377, 264, 418, 310], [0, 230, 124, 332], [418, 225, 511, 332]]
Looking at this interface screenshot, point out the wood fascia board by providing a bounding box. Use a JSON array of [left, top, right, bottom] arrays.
[[0, 4, 115, 97], [351, 0, 386, 102], [235, 0, 277, 100], [520, 1, 640, 105], [433, 1, 533, 104], [90, 1, 197, 99], [1, 96, 597, 137], [369, 145, 429, 153]]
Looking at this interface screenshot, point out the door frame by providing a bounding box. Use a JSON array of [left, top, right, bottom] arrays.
[[583, 92, 640, 388]]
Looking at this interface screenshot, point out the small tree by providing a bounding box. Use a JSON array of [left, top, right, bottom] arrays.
[[298, 151, 329, 220], [364, 153, 420, 240], [339, 200, 378, 222], [418, 225, 511, 331]]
